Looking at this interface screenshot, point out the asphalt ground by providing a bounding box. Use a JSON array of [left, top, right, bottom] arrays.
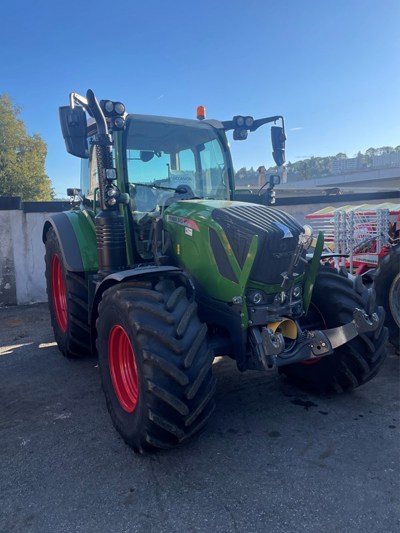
[[0, 303, 399, 533]]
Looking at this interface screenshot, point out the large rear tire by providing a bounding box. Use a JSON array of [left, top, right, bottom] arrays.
[[96, 279, 216, 452], [280, 267, 388, 392], [374, 244, 400, 350], [44, 227, 91, 358]]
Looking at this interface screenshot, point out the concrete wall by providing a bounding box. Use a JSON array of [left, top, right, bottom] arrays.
[[0, 210, 17, 306], [0, 210, 49, 306]]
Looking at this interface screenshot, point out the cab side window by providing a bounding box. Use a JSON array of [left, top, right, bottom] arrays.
[[80, 137, 98, 199]]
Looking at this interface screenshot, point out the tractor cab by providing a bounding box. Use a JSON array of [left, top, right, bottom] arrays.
[[80, 114, 233, 204], [63, 91, 286, 265], [78, 113, 236, 262]]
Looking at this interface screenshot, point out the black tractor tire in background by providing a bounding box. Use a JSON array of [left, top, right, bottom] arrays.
[[96, 279, 216, 452], [374, 244, 400, 350], [44, 227, 91, 358], [280, 267, 388, 393]]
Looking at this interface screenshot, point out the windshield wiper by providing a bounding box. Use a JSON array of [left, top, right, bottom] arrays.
[[133, 182, 176, 191]]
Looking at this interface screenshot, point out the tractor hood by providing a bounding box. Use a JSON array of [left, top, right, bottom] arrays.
[[163, 200, 306, 301]]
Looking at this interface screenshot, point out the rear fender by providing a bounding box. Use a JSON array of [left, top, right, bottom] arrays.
[[43, 211, 98, 272]]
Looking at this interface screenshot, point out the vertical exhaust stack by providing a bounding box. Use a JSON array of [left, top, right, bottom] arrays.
[[85, 90, 128, 279], [95, 210, 128, 279]]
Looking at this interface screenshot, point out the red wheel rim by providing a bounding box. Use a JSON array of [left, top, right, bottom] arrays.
[[108, 325, 139, 412], [51, 255, 67, 333]]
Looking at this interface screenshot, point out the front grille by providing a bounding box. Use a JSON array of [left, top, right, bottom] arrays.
[[212, 204, 305, 284]]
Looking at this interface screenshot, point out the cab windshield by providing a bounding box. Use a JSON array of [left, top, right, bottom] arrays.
[[124, 115, 230, 200]]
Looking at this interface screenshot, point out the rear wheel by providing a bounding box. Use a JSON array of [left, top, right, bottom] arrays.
[[96, 279, 216, 452], [374, 245, 400, 350], [44, 227, 91, 358], [280, 267, 388, 392]]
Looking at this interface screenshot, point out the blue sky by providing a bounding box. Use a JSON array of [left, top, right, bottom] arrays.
[[1, 0, 399, 196]]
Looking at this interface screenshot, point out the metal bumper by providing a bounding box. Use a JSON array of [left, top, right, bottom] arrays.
[[253, 308, 380, 369]]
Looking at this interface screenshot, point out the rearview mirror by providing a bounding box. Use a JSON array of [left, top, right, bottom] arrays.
[[271, 126, 286, 166], [59, 106, 88, 159], [140, 151, 156, 162]]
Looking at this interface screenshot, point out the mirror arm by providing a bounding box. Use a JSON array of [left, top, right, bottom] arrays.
[[221, 120, 235, 131], [222, 116, 285, 135], [70, 92, 88, 109], [250, 115, 285, 132], [68, 90, 108, 136], [86, 90, 108, 135], [69, 92, 96, 119]]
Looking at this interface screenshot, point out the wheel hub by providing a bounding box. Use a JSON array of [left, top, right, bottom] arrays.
[[51, 254, 67, 332], [108, 325, 139, 412]]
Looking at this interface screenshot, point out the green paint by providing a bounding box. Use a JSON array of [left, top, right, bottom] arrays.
[[163, 200, 259, 308], [303, 231, 324, 314], [238, 235, 258, 327], [65, 210, 98, 271]]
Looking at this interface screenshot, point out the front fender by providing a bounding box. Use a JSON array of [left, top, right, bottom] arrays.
[[43, 210, 98, 272], [89, 265, 187, 341]]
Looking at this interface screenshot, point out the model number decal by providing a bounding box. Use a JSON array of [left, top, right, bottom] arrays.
[[166, 215, 200, 232]]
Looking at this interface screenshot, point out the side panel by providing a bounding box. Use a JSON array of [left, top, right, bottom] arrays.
[[163, 200, 258, 303], [42, 210, 98, 272]]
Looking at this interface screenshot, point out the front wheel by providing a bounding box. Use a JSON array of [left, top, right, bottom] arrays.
[[280, 267, 388, 392], [374, 244, 400, 350], [96, 279, 216, 452]]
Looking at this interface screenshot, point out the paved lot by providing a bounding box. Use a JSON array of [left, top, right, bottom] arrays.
[[0, 303, 399, 533]]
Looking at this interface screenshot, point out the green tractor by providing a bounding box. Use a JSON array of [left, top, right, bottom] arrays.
[[43, 90, 388, 452]]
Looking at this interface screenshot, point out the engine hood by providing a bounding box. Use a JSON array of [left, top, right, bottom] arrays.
[[163, 200, 306, 298]]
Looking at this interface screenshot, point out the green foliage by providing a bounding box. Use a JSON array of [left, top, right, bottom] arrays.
[[0, 94, 53, 201]]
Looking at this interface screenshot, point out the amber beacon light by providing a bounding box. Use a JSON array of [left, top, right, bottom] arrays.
[[196, 105, 206, 120]]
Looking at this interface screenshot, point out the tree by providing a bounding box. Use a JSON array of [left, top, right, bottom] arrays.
[[0, 94, 53, 201], [376, 146, 393, 155]]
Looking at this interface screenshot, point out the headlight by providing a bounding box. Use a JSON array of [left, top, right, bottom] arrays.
[[114, 102, 125, 115], [274, 291, 287, 304], [114, 117, 125, 129], [253, 292, 263, 304], [245, 116, 254, 127], [246, 290, 265, 305], [293, 285, 302, 298], [104, 100, 114, 113], [236, 116, 245, 127]]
